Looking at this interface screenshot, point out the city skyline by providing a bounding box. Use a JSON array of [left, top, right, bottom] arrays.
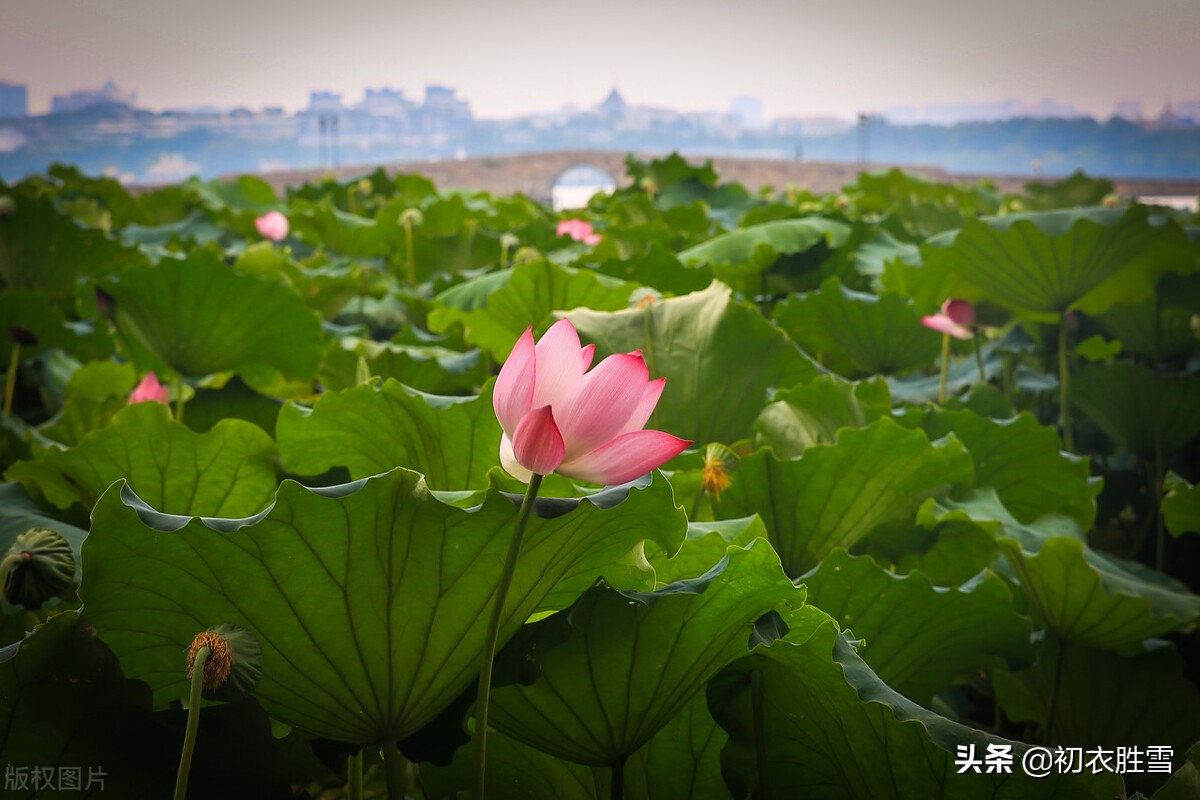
[[3, 0, 1198, 121]]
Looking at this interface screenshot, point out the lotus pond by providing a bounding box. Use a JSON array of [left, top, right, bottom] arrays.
[[0, 159, 1198, 799]]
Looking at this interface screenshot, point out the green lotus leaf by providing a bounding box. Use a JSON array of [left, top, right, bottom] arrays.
[[420, 726, 600, 799], [489, 542, 813, 767], [925, 206, 1192, 316], [103, 249, 325, 379], [564, 282, 821, 444], [184, 376, 282, 438], [801, 549, 1034, 705], [647, 516, 766, 586], [6, 401, 277, 517], [617, 692, 729, 800], [187, 174, 281, 215], [1071, 362, 1200, 457], [276, 379, 501, 490], [935, 489, 1200, 650], [0, 192, 144, 304], [429, 260, 636, 360], [754, 375, 892, 458], [1153, 741, 1200, 800], [318, 337, 484, 395], [707, 621, 1120, 799], [994, 640, 1200, 796], [678, 218, 850, 280], [37, 359, 137, 448], [591, 245, 713, 295], [1097, 279, 1199, 362], [81, 468, 685, 746], [897, 407, 1100, 528], [774, 277, 942, 375], [715, 417, 973, 576], [1163, 472, 1200, 538], [0, 290, 72, 368]]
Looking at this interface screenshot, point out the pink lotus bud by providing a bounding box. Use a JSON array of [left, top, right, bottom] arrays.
[[921, 314, 972, 340], [555, 218, 601, 246], [941, 299, 975, 327], [493, 319, 691, 484], [254, 211, 289, 242], [129, 372, 170, 405]]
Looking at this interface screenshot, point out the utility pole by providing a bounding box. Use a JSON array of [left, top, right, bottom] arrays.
[[857, 113, 870, 164]]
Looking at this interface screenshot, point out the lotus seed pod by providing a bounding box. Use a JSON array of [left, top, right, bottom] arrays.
[[186, 623, 263, 699], [400, 208, 424, 227], [1, 528, 76, 610], [512, 246, 541, 266], [7, 326, 37, 347], [500, 233, 520, 251]]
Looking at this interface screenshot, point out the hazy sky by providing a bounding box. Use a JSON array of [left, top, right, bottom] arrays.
[[4, 0, 1198, 119]]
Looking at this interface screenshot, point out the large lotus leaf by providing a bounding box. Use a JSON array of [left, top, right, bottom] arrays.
[[925, 206, 1192, 316], [774, 277, 942, 376], [564, 282, 821, 444], [1154, 741, 1200, 800], [81, 468, 685, 745], [103, 250, 325, 379], [317, 337, 484, 395], [0, 611, 295, 799], [1071, 362, 1200, 457], [647, 516, 766, 585], [618, 691, 730, 800], [1163, 473, 1200, 538], [1098, 282, 1199, 362], [420, 726, 600, 800], [897, 407, 1099, 528], [846, 169, 1001, 238], [184, 376, 283, 438], [994, 641, 1200, 796], [428, 260, 636, 360], [678, 218, 850, 279], [801, 549, 1034, 705], [934, 489, 1200, 650], [288, 198, 397, 258], [276, 379, 501, 490], [5, 402, 277, 517], [707, 622, 1118, 799], [885, 338, 1010, 404], [0, 192, 144, 304], [591, 245, 713, 295], [754, 375, 892, 458], [187, 174, 281, 215], [715, 417, 973, 576], [489, 542, 813, 767], [38, 359, 138, 448], [119, 209, 229, 255], [1017, 171, 1114, 211]]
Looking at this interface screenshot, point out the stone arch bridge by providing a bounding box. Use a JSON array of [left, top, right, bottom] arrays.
[[250, 149, 1200, 204]]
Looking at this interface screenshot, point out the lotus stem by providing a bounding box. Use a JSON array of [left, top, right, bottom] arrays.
[[403, 215, 416, 286], [1042, 638, 1065, 746], [473, 472, 544, 800], [173, 646, 209, 800], [972, 330, 986, 383], [173, 373, 185, 423], [752, 667, 771, 799], [382, 740, 407, 800], [347, 751, 363, 800], [1151, 291, 1166, 571], [610, 759, 625, 800], [937, 333, 950, 404], [3, 342, 18, 416], [1057, 317, 1073, 452]]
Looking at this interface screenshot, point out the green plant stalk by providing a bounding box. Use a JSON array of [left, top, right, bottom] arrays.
[[1043, 637, 1065, 746], [382, 740, 407, 800], [1001, 353, 1014, 404], [972, 330, 986, 383], [173, 373, 185, 423], [937, 333, 950, 404], [752, 667, 771, 800], [1057, 318, 1073, 451], [3, 342, 18, 416], [403, 216, 416, 286], [610, 759, 625, 800], [473, 472, 544, 800], [347, 751, 363, 800], [1151, 291, 1166, 571], [173, 646, 209, 800]]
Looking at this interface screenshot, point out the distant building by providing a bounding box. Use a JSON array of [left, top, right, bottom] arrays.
[[50, 81, 135, 114], [308, 91, 343, 113], [729, 96, 765, 129], [1112, 100, 1143, 122], [598, 87, 628, 118], [423, 85, 470, 116], [0, 81, 28, 118], [1177, 100, 1200, 124], [361, 87, 412, 117]]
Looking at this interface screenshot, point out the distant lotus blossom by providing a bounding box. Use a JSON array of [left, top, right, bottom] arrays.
[[129, 372, 170, 405], [254, 211, 289, 242], [556, 218, 601, 246], [922, 299, 975, 340]]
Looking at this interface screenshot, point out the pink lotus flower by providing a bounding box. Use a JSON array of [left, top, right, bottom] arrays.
[[129, 372, 170, 405], [494, 319, 690, 484], [921, 299, 975, 340], [556, 218, 601, 246], [254, 211, 289, 242]]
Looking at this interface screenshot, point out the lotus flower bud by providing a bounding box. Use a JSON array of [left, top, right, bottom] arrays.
[[400, 208, 424, 227], [1, 528, 76, 610], [512, 246, 541, 266], [8, 326, 37, 347], [941, 299, 975, 327], [94, 287, 116, 318], [186, 623, 263, 698], [254, 211, 289, 242]]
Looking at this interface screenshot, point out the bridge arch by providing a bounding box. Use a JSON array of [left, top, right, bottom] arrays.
[[549, 162, 619, 210]]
